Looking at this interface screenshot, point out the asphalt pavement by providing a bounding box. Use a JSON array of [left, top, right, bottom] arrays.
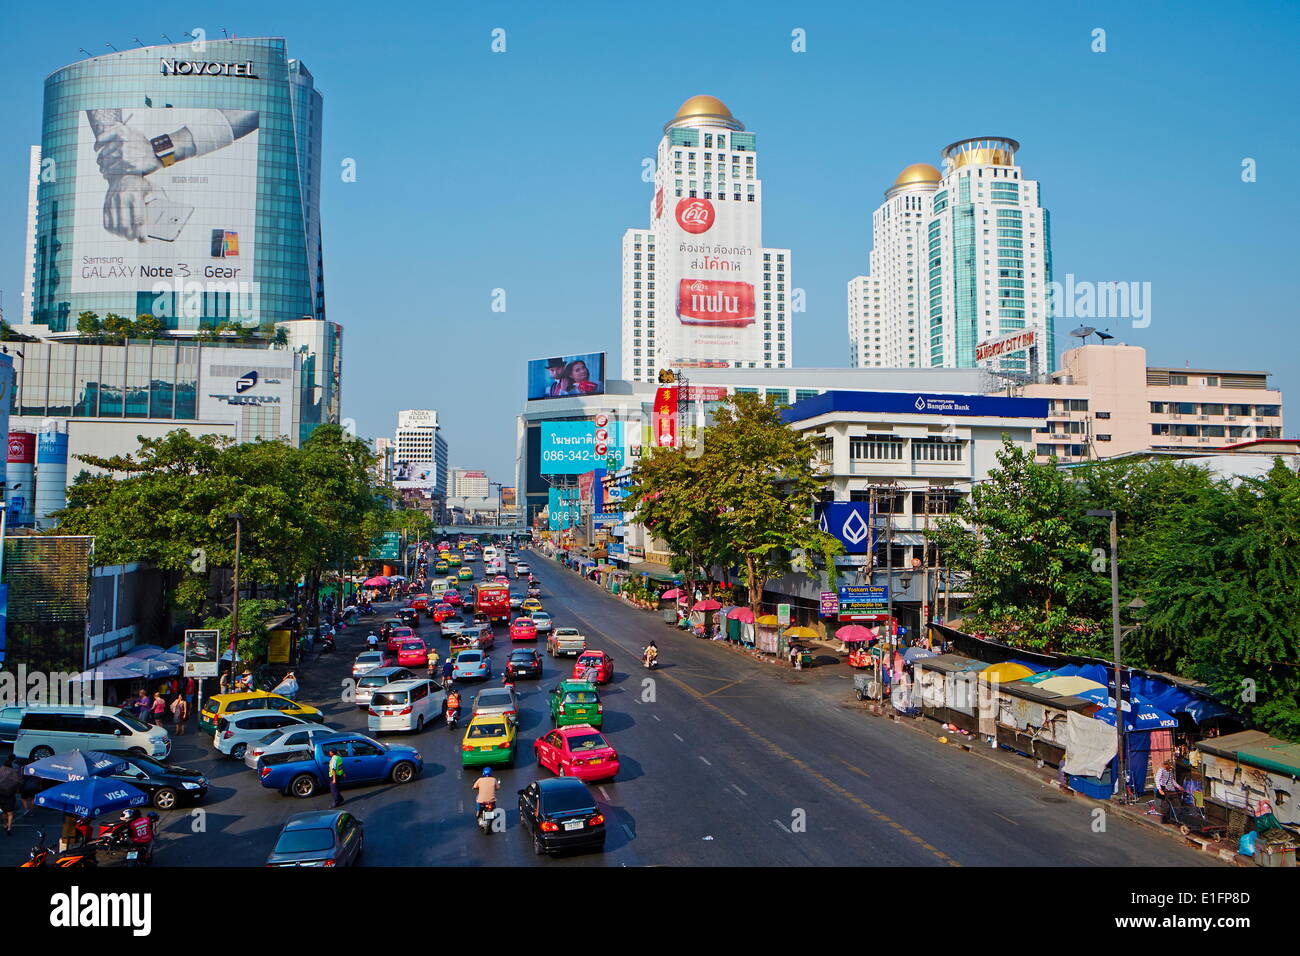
[[0, 551, 1221, 866]]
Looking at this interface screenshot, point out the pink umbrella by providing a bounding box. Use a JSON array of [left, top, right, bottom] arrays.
[[660, 588, 683, 599], [836, 624, 874, 642], [363, 575, 390, 587], [727, 607, 755, 623], [692, 599, 723, 612]]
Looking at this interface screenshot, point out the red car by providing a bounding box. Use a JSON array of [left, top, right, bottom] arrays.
[[386, 626, 416, 653], [396, 638, 429, 668], [441, 591, 463, 607], [432, 603, 457, 623], [494, 575, 509, 585], [534, 724, 620, 782], [572, 651, 614, 685], [410, 594, 431, 612], [509, 617, 538, 642]]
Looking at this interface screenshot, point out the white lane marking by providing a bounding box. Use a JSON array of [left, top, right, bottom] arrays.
[[673, 733, 684, 742], [458, 800, 464, 813], [731, 784, 748, 797], [598, 785, 611, 800], [773, 818, 793, 834], [698, 755, 712, 766], [653, 714, 661, 722]]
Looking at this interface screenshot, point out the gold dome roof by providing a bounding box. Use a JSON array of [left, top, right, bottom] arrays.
[[665, 95, 744, 132], [894, 163, 942, 187]]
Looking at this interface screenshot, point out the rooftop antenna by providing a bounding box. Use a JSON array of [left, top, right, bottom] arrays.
[[105, 42, 119, 52], [1070, 325, 1096, 344], [222, 27, 230, 38], [161, 34, 173, 43], [1095, 329, 1114, 343], [79, 48, 92, 58], [134, 37, 146, 47]]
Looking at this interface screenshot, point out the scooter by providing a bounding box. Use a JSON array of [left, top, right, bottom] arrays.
[[476, 801, 501, 835], [20, 830, 100, 868], [97, 813, 158, 866], [319, 634, 336, 654], [446, 706, 461, 731], [642, 647, 659, 669]]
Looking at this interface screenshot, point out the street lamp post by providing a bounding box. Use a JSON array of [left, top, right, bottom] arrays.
[[1086, 508, 1126, 801], [228, 512, 243, 671]]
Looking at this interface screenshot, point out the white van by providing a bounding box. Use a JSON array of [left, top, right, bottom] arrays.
[[366, 679, 445, 734], [14, 705, 171, 760], [482, 546, 498, 563]]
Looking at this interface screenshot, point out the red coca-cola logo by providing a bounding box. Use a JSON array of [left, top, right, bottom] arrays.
[[677, 279, 755, 327], [675, 198, 715, 234]]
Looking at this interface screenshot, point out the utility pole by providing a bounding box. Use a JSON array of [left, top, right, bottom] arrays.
[[1087, 508, 1126, 802], [228, 512, 243, 668]]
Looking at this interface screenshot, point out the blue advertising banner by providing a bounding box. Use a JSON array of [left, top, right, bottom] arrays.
[[814, 501, 877, 554], [548, 487, 580, 530], [838, 585, 889, 620], [540, 421, 625, 475], [783, 390, 1049, 423]]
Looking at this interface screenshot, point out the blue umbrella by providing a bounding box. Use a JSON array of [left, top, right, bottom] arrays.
[[34, 778, 149, 818], [68, 661, 144, 682], [22, 749, 130, 782], [903, 646, 937, 663], [1091, 703, 1179, 731], [123, 657, 177, 678]]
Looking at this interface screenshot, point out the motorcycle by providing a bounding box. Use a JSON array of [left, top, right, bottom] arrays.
[[319, 634, 336, 654], [476, 801, 501, 835], [97, 813, 158, 866], [20, 830, 100, 868], [446, 706, 461, 731], [641, 647, 659, 669]]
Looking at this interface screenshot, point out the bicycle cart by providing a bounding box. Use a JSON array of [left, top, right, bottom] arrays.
[[853, 672, 881, 701]]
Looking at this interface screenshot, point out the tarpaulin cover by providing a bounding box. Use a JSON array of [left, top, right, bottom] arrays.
[[1063, 712, 1117, 777], [1090, 703, 1179, 732], [1129, 675, 1230, 724], [1053, 663, 1112, 686], [1008, 659, 1049, 674]]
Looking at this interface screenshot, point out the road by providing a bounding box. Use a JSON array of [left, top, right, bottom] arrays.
[[0, 549, 1219, 867]]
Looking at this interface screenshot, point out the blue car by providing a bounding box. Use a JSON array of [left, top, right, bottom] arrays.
[[451, 650, 492, 682], [256, 732, 423, 799]]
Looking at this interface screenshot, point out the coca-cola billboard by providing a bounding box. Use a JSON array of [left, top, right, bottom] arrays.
[[675, 197, 714, 234], [677, 279, 755, 327]]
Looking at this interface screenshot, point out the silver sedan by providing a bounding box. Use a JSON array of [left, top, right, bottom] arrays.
[[243, 723, 343, 770]]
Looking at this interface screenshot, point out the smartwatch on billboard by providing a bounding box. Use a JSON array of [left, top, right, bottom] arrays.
[[150, 133, 178, 167]]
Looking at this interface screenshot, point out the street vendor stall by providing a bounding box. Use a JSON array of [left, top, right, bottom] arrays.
[[1195, 730, 1300, 833]]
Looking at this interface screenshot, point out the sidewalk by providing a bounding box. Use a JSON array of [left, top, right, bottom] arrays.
[[540, 548, 1244, 865]]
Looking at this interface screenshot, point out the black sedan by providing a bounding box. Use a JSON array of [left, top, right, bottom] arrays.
[[397, 608, 421, 628], [505, 648, 543, 680], [106, 751, 209, 810], [518, 778, 606, 857], [266, 810, 364, 867]]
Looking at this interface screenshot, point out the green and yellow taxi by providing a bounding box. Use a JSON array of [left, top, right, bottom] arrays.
[[460, 714, 517, 768], [457, 566, 474, 581], [446, 553, 462, 567], [198, 691, 325, 735], [434, 560, 449, 574], [549, 680, 603, 729]]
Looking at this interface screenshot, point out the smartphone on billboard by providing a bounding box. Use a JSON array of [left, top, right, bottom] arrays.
[[144, 193, 193, 242]]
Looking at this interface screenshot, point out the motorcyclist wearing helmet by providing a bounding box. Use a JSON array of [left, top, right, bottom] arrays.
[[472, 766, 500, 811], [366, 631, 379, 650], [643, 641, 658, 666], [446, 688, 462, 724]]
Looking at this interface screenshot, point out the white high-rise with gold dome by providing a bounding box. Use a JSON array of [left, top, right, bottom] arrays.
[[622, 95, 791, 382], [849, 138, 1053, 373]]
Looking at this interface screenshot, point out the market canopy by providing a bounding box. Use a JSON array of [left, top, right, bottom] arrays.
[[1090, 703, 1179, 732], [785, 626, 820, 639], [755, 614, 781, 626], [362, 576, 390, 587], [660, 589, 683, 599], [836, 624, 874, 642], [728, 607, 755, 622], [34, 778, 149, 819], [22, 750, 130, 782], [903, 646, 937, 663], [979, 662, 1036, 684], [692, 599, 722, 612], [1033, 675, 1107, 696]]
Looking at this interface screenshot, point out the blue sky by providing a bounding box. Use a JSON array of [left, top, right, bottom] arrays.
[[1, 0, 1297, 483]]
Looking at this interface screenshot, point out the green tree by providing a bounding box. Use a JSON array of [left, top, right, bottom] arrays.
[[628, 392, 841, 624], [101, 312, 132, 342], [76, 311, 103, 340], [932, 438, 1101, 652], [132, 313, 165, 338]]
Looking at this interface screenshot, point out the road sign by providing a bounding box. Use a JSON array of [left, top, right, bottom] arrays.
[[369, 531, 401, 561]]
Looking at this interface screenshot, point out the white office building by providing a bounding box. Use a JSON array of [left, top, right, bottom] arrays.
[[621, 95, 791, 383], [452, 468, 490, 498], [394, 409, 448, 499], [849, 138, 1053, 375]]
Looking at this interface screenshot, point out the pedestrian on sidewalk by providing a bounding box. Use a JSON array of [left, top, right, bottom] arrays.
[[170, 694, 189, 735], [133, 689, 151, 724], [328, 750, 345, 808], [151, 692, 167, 727]]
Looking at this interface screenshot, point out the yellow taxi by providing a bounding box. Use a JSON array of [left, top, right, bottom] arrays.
[[521, 598, 544, 614], [461, 714, 517, 768], [198, 691, 325, 734], [446, 554, 462, 567]]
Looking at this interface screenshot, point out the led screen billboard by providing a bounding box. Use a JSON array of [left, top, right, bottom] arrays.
[[527, 352, 606, 401], [71, 107, 262, 320]]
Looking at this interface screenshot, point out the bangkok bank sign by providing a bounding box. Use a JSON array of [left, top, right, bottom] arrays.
[[678, 279, 754, 327]]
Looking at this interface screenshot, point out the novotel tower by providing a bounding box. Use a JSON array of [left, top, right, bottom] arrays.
[[621, 96, 792, 382], [24, 37, 325, 335]]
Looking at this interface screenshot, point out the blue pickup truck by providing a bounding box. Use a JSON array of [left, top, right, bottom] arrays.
[[256, 732, 423, 798]]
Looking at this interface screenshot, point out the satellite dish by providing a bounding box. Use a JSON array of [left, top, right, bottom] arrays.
[[1096, 329, 1114, 342], [1070, 326, 1096, 339]]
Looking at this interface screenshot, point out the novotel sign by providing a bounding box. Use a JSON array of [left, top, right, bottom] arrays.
[[160, 58, 259, 78]]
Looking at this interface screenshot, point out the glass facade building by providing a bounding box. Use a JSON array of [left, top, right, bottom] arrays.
[[30, 38, 324, 334]]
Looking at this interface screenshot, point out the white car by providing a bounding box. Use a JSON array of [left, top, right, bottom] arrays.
[[367, 679, 446, 734], [515, 563, 531, 577], [243, 723, 343, 770], [352, 650, 389, 678], [353, 666, 414, 708], [214, 710, 310, 760], [440, 619, 466, 637]]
